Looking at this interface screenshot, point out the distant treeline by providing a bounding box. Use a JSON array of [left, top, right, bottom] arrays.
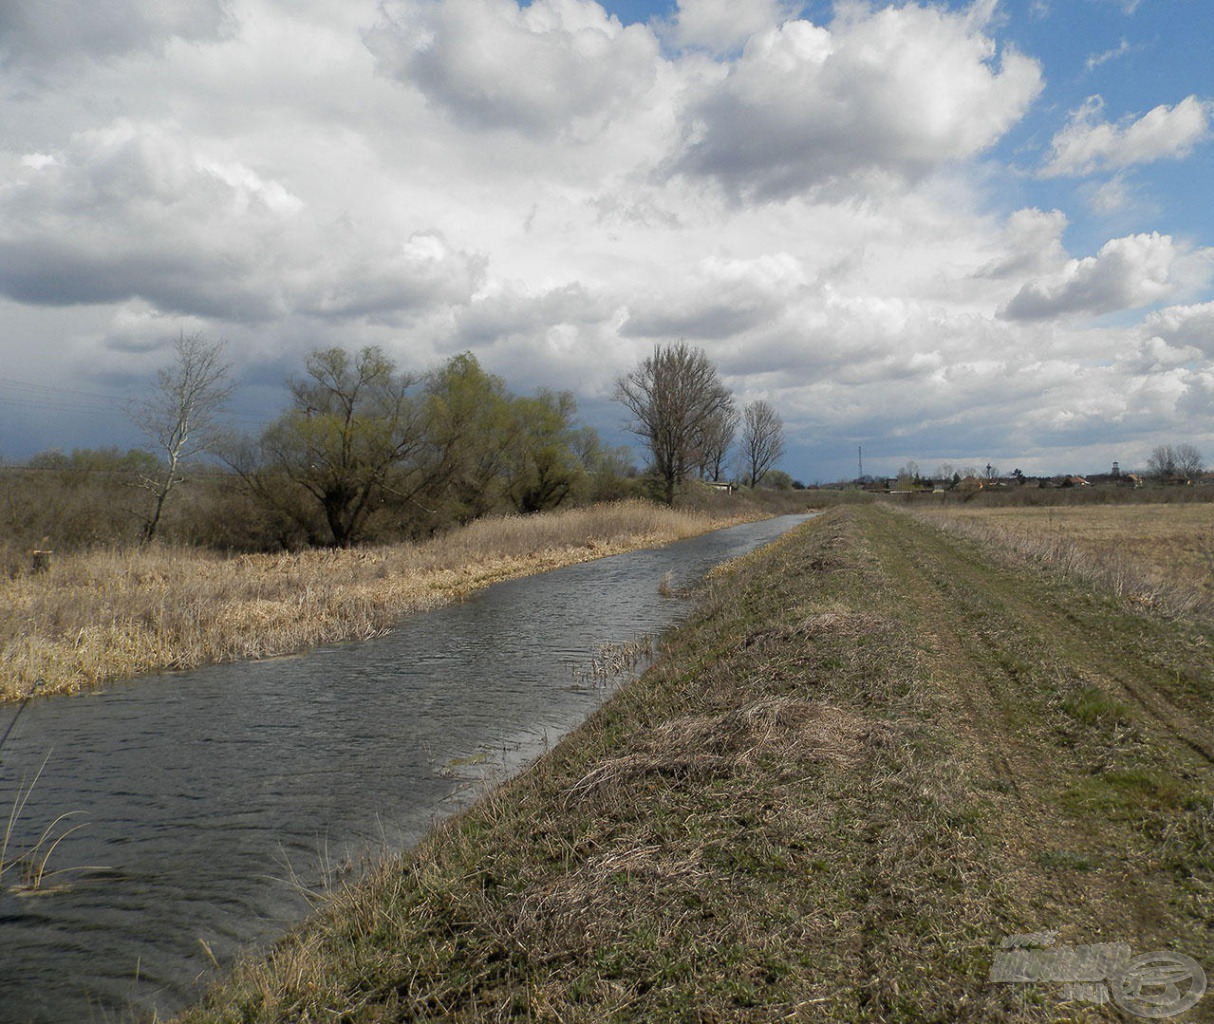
[[1, 350, 648, 564]]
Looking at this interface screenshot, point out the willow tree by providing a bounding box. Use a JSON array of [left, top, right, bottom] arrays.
[[253, 346, 427, 547], [615, 341, 732, 505], [504, 388, 581, 513], [423, 352, 518, 522]]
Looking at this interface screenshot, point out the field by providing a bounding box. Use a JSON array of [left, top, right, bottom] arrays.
[[0, 500, 770, 701], [174, 504, 1214, 1023], [915, 501, 1214, 616]]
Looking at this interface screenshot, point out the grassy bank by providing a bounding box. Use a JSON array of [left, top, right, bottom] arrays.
[[1, 500, 769, 701], [175, 504, 1214, 1023]]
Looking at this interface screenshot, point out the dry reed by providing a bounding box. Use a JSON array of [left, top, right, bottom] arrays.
[[0, 500, 756, 700]]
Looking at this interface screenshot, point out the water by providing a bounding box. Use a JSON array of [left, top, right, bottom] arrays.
[[0, 514, 810, 1023]]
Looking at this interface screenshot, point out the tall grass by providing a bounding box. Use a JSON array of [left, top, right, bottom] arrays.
[[0, 500, 757, 700], [905, 503, 1214, 620]]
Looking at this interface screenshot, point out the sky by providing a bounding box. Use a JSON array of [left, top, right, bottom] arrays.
[[1, 0, 1212, 483]]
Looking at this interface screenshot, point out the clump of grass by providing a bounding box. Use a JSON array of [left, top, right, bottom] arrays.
[[1060, 684, 1132, 729], [0, 500, 760, 701], [573, 635, 657, 689], [1, 753, 98, 897]]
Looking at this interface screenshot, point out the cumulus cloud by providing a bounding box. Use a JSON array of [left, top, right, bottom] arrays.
[[0, 120, 483, 324], [299, 230, 487, 324], [1042, 94, 1213, 177], [1141, 301, 1214, 357], [0, 0, 1212, 479], [366, 0, 661, 138], [1000, 232, 1208, 321], [667, 0, 791, 53], [0, 0, 232, 74], [672, 2, 1042, 201], [977, 207, 1068, 280], [453, 283, 612, 346]]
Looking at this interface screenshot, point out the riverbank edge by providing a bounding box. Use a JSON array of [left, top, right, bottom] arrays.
[[2, 500, 782, 702], [173, 503, 1214, 1023]]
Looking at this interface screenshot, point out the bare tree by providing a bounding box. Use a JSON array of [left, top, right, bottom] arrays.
[[695, 397, 738, 483], [1147, 444, 1176, 482], [740, 399, 786, 489], [129, 330, 235, 544], [614, 341, 733, 504], [1174, 443, 1204, 479]]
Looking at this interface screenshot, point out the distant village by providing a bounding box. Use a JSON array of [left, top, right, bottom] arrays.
[[848, 460, 1210, 495]]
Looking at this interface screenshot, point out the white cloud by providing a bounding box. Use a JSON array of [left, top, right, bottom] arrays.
[[1085, 174, 1133, 215], [1042, 95, 1213, 177], [1084, 38, 1132, 72], [1141, 301, 1214, 357], [672, 2, 1042, 201], [0, 0, 1212, 479], [977, 207, 1069, 279], [0, 119, 484, 324], [667, 0, 791, 53], [622, 253, 810, 340], [1000, 232, 1212, 321], [366, 0, 662, 138]]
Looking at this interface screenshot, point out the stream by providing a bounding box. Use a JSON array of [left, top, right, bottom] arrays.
[[0, 513, 810, 1023]]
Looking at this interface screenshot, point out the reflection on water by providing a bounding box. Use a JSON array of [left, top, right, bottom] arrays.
[[0, 514, 809, 1023]]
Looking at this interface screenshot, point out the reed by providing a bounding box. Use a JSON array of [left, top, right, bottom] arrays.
[[0, 752, 97, 896], [0, 500, 757, 700]]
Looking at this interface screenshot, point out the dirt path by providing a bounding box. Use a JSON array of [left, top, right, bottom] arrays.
[[869, 506, 1214, 973]]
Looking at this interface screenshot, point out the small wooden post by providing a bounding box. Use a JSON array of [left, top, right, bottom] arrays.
[[31, 550, 53, 575]]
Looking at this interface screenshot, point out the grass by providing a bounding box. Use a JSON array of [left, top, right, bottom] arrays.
[[0, 499, 771, 701], [172, 504, 1214, 1023], [915, 502, 1214, 618]]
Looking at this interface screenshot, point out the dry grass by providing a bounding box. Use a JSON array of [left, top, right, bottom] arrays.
[[912, 502, 1214, 619], [0, 500, 756, 700]]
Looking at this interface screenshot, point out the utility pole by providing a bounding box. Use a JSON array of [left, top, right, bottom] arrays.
[[857, 445, 864, 482]]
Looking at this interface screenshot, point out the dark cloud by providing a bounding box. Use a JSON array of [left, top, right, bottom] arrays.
[[621, 302, 771, 340]]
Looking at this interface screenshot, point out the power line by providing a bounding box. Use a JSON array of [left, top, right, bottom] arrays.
[[0, 375, 268, 423]]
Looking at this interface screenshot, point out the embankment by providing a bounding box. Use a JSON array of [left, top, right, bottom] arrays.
[[1, 500, 764, 701], [177, 504, 1214, 1022]]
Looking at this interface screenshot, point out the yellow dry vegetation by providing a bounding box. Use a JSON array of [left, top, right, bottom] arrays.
[[931, 501, 1214, 601], [0, 501, 755, 700]]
